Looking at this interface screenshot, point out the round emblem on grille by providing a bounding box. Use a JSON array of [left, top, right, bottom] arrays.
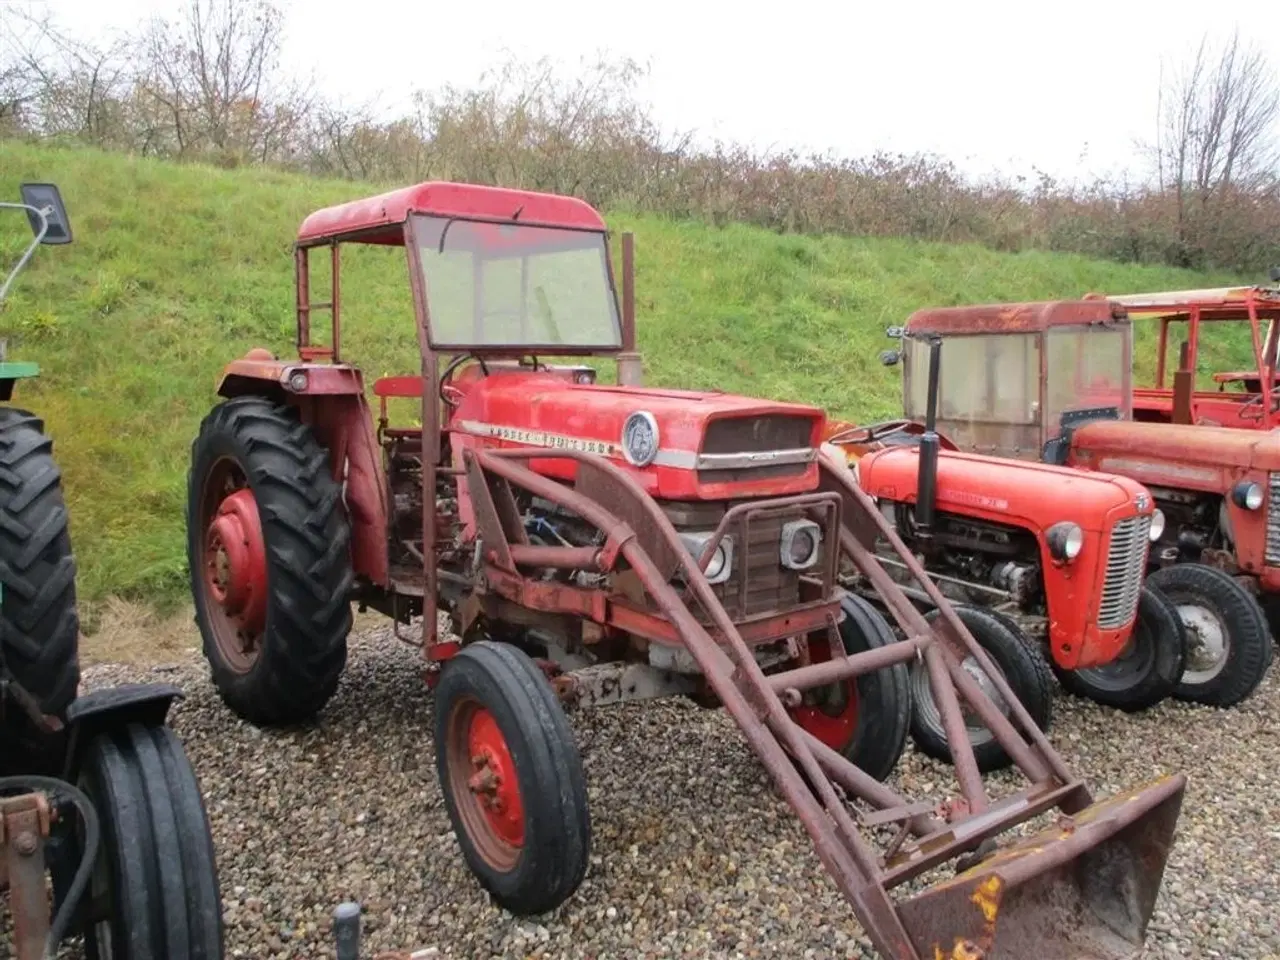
[[621, 411, 660, 467]]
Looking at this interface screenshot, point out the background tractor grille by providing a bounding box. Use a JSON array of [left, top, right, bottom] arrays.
[[1267, 473, 1280, 566], [1097, 515, 1151, 629]]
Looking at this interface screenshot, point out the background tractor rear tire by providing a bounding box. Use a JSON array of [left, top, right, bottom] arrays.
[[188, 396, 351, 726], [80, 722, 224, 960], [908, 605, 1053, 773], [783, 594, 910, 782], [0, 407, 79, 776], [1053, 585, 1186, 712], [1148, 563, 1271, 707], [436, 641, 590, 916]]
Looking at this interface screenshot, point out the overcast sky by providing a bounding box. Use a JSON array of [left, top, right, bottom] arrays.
[[23, 0, 1280, 183]]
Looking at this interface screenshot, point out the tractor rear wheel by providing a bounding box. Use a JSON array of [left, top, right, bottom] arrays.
[[436, 641, 590, 916], [1147, 563, 1271, 707], [79, 722, 223, 959], [784, 594, 909, 782], [908, 605, 1053, 773], [1053, 586, 1187, 712], [0, 407, 79, 776], [188, 396, 351, 726]]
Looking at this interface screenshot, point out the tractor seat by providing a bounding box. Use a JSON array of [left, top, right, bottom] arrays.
[[373, 376, 426, 441]]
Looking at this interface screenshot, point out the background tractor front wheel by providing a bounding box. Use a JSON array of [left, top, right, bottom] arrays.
[[1053, 586, 1187, 711], [436, 641, 590, 916], [0, 407, 79, 775], [187, 396, 351, 726], [908, 605, 1053, 773]]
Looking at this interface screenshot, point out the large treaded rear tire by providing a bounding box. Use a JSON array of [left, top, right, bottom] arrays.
[[80, 722, 224, 959], [1147, 563, 1271, 707], [0, 407, 79, 774], [188, 396, 351, 725], [1053, 585, 1187, 712]]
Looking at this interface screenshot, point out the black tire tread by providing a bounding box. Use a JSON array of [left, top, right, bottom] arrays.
[[81, 722, 223, 959], [0, 406, 79, 773], [187, 396, 351, 725], [1148, 563, 1271, 707], [435, 641, 590, 916]]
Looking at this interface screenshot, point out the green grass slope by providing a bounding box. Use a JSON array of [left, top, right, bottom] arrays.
[[0, 142, 1241, 610]]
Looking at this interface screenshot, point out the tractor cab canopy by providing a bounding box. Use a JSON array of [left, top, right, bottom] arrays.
[[899, 299, 1132, 461], [1093, 284, 1280, 428], [294, 181, 623, 358]]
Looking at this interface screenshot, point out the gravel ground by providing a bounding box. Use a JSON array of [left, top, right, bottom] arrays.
[[12, 623, 1280, 960]]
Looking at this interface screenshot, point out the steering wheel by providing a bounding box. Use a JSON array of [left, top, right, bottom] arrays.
[[828, 419, 919, 446], [439, 352, 488, 408]]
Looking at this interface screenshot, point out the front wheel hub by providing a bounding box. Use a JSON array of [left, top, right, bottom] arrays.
[[204, 488, 268, 641]]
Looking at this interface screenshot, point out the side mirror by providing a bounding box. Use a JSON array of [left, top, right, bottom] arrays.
[[885, 325, 905, 339], [878, 350, 901, 367], [19, 183, 72, 245]]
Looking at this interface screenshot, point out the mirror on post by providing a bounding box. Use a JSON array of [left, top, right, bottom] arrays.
[[19, 183, 72, 245]]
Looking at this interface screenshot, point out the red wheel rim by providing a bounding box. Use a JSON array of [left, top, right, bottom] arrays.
[[786, 634, 860, 752], [198, 458, 267, 673], [445, 699, 525, 870]]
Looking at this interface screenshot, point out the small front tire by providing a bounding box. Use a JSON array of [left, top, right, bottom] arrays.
[[435, 641, 590, 916]]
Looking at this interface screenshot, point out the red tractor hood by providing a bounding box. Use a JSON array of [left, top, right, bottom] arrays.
[[1068, 420, 1280, 491], [858, 446, 1150, 533], [449, 372, 826, 500]]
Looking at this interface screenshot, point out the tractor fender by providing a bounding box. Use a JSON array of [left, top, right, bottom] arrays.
[[60, 682, 183, 779]]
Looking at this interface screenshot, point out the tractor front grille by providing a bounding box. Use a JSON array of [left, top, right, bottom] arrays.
[[1267, 472, 1280, 567], [1097, 514, 1151, 629]]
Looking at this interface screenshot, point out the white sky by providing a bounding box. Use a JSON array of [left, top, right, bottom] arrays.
[[20, 0, 1280, 183]]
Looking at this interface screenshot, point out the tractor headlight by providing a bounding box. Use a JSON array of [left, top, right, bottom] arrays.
[[1046, 521, 1084, 562], [780, 519, 822, 570], [1231, 480, 1264, 510], [1148, 508, 1166, 542], [621, 411, 660, 467], [282, 369, 309, 392], [678, 531, 733, 585]]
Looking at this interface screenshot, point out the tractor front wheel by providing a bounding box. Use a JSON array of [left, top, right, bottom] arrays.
[[908, 605, 1053, 773], [1053, 586, 1187, 712], [436, 641, 590, 916], [784, 594, 909, 782], [1148, 563, 1272, 707], [188, 396, 351, 725], [0, 407, 79, 776], [79, 723, 224, 959]]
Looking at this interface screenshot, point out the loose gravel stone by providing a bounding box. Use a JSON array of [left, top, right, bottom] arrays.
[[6, 623, 1280, 958]]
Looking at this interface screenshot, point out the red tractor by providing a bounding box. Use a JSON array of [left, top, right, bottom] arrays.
[[820, 327, 1185, 764], [888, 298, 1273, 708], [187, 181, 1187, 959]]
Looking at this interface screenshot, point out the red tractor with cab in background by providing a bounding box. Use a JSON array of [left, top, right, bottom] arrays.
[[186, 180, 1189, 960], [885, 297, 1273, 708]]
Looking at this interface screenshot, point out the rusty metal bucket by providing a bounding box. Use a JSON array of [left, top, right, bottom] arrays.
[[897, 774, 1186, 959]]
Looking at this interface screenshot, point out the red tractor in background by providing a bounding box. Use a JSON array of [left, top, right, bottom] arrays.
[[887, 298, 1274, 708], [821, 321, 1185, 766], [186, 180, 1189, 960]]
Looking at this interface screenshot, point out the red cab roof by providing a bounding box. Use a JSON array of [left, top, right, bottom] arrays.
[[296, 181, 608, 247], [905, 299, 1126, 336]]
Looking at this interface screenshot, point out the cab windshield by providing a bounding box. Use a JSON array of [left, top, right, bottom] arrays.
[[1044, 325, 1129, 431], [411, 214, 621, 350]]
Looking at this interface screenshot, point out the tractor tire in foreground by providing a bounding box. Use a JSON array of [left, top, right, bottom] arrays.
[[436, 640, 591, 916], [909, 605, 1053, 773], [1147, 563, 1271, 707], [187, 396, 351, 726], [783, 594, 910, 782], [0, 407, 79, 775], [1053, 585, 1187, 712], [79, 722, 224, 959]]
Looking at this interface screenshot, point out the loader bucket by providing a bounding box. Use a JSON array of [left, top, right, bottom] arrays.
[[896, 774, 1186, 960]]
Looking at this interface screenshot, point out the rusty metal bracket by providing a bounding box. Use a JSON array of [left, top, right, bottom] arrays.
[[1, 791, 53, 960]]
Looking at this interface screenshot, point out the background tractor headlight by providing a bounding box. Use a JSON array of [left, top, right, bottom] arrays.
[[621, 410, 660, 467], [1046, 521, 1084, 561], [780, 519, 822, 570], [1231, 480, 1264, 510], [678, 531, 733, 584], [1148, 508, 1166, 541]]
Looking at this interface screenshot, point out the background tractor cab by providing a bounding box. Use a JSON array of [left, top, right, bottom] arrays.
[[1094, 276, 1280, 430], [894, 298, 1275, 709]]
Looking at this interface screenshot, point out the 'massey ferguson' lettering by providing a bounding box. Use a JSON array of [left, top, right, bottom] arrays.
[[457, 419, 621, 458]]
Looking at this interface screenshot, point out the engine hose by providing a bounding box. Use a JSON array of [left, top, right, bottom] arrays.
[[0, 774, 102, 960]]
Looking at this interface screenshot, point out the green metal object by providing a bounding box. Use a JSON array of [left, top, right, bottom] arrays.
[[0, 362, 40, 380]]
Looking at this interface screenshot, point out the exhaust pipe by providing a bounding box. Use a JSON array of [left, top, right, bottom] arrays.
[[914, 335, 942, 540]]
